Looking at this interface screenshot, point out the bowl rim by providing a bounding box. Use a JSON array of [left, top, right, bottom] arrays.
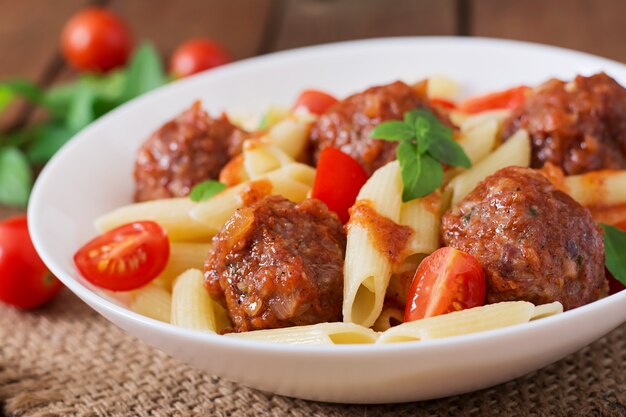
[[28, 35, 626, 356]]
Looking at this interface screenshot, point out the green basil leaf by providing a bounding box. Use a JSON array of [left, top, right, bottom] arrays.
[[411, 153, 443, 201], [0, 79, 43, 113], [26, 123, 74, 164], [600, 224, 626, 285], [65, 85, 97, 132], [121, 43, 166, 102], [414, 117, 431, 154], [428, 135, 472, 168], [0, 147, 32, 206], [189, 180, 226, 202], [369, 121, 414, 141], [397, 141, 421, 202]]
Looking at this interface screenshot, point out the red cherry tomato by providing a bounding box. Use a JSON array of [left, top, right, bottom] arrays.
[[430, 98, 457, 109], [607, 220, 626, 295], [0, 216, 63, 309], [458, 85, 529, 114], [311, 147, 368, 224], [74, 221, 169, 291], [293, 89, 339, 115], [61, 7, 132, 72], [405, 247, 485, 322], [170, 38, 231, 78]]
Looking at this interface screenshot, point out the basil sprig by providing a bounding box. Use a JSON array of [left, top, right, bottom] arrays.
[[600, 224, 626, 286], [189, 180, 226, 202], [369, 109, 471, 202]]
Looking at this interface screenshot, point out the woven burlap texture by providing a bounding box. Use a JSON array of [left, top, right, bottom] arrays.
[[1, 290, 624, 417]]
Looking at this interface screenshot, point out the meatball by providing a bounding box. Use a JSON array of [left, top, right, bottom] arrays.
[[502, 72, 626, 175], [441, 166, 606, 310], [309, 81, 427, 175], [134, 101, 248, 201], [204, 196, 346, 332]]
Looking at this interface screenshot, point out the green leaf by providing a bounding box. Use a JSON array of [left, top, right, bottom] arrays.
[[121, 43, 166, 102], [25, 123, 74, 164], [428, 135, 472, 168], [65, 85, 97, 132], [414, 117, 431, 154], [397, 141, 421, 202], [369, 121, 414, 141], [600, 224, 626, 285], [0, 79, 43, 113], [0, 147, 32, 206], [410, 153, 443, 201], [189, 180, 226, 202]]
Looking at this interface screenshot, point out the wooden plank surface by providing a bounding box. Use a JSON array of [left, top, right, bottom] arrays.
[[473, 0, 626, 63]]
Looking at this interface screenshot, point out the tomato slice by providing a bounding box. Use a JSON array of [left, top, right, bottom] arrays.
[[311, 147, 368, 224], [430, 98, 457, 109], [293, 89, 339, 115], [74, 221, 169, 291], [607, 220, 626, 295], [405, 247, 485, 322], [458, 85, 529, 114]]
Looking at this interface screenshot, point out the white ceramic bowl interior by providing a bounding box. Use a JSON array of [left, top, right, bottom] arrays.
[[29, 37, 626, 404]]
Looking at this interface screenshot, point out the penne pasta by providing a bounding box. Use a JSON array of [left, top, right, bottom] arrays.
[[531, 301, 563, 320], [242, 141, 295, 179], [397, 191, 441, 260], [447, 129, 531, 206], [456, 119, 499, 165], [377, 301, 550, 343], [190, 163, 315, 230], [263, 118, 311, 160], [343, 161, 403, 327], [170, 269, 221, 332], [152, 242, 213, 290], [563, 170, 626, 207], [373, 306, 405, 332], [130, 284, 172, 323], [427, 75, 459, 100], [226, 322, 379, 345], [459, 109, 511, 133], [95, 198, 216, 242]]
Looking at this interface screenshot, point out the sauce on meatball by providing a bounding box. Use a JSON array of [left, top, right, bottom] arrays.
[[502, 73, 626, 175], [134, 101, 249, 201], [441, 166, 606, 310], [204, 196, 346, 332]]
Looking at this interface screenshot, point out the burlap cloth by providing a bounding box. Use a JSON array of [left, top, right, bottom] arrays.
[[0, 203, 625, 416]]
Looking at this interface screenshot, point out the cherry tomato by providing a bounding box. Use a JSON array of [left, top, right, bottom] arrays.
[[405, 247, 485, 322], [0, 216, 63, 309], [607, 220, 626, 295], [458, 85, 529, 114], [311, 147, 368, 223], [74, 221, 169, 291], [430, 98, 457, 109], [293, 89, 339, 115], [170, 38, 231, 78], [61, 7, 132, 72]]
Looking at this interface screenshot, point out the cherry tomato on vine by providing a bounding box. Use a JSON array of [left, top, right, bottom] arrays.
[[311, 147, 368, 224], [405, 247, 485, 322], [74, 221, 169, 291], [170, 38, 232, 78], [61, 7, 132, 72], [0, 216, 63, 309], [293, 89, 339, 115]]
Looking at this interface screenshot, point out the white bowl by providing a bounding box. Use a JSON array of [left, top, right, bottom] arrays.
[[29, 37, 626, 404]]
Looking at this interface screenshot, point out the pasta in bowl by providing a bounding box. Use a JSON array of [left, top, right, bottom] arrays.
[[28, 37, 626, 403]]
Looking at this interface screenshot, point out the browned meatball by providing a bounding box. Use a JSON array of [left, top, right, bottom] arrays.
[[134, 101, 248, 201], [441, 166, 606, 310], [309, 81, 427, 175], [502, 72, 626, 175], [204, 196, 346, 332]]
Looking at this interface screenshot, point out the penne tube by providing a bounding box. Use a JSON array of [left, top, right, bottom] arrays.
[[427, 75, 459, 100], [242, 141, 295, 179], [563, 170, 626, 207], [531, 301, 563, 320], [95, 198, 216, 241], [459, 109, 511, 133], [456, 119, 499, 165], [226, 322, 379, 345], [130, 284, 172, 323], [343, 161, 403, 327], [264, 118, 310, 160], [170, 269, 221, 332], [373, 306, 405, 332], [397, 191, 441, 260], [447, 129, 531, 206], [377, 301, 538, 343], [152, 242, 213, 290]]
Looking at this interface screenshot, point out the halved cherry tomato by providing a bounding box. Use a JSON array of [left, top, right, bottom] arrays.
[[293, 89, 339, 115], [607, 220, 626, 295], [430, 98, 457, 110], [405, 247, 485, 322], [74, 221, 169, 291], [458, 85, 529, 114], [311, 147, 368, 223], [170, 38, 231, 79], [0, 216, 64, 309]]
